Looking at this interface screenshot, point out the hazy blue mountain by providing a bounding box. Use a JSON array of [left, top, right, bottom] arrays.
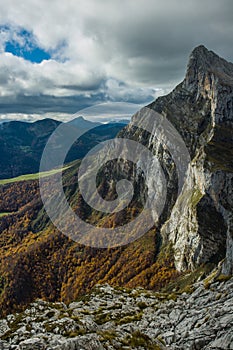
[[0, 117, 126, 179], [68, 116, 101, 129]]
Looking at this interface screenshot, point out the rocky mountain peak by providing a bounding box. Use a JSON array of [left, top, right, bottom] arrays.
[[185, 45, 233, 89]]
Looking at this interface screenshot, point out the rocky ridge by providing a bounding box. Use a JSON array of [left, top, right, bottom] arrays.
[[118, 45, 233, 274], [0, 273, 232, 350]]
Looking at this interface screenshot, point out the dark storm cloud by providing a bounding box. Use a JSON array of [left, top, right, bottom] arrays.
[[0, 94, 94, 114], [0, 89, 153, 115], [85, 0, 233, 86]]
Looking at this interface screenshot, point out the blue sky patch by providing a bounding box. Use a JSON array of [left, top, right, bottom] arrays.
[[4, 28, 51, 63]]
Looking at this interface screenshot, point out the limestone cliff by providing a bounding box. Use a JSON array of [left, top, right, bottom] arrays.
[[120, 45, 233, 274], [1, 278, 232, 349]]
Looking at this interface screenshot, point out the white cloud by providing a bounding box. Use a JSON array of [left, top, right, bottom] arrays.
[[0, 0, 232, 118], [0, 112, 73, 123], [0, 52, 104, 96], [0, 102, 142, 123], [75, 101, 143, 122]]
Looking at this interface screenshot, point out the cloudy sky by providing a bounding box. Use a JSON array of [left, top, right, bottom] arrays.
[[0, 0, 232, 122]]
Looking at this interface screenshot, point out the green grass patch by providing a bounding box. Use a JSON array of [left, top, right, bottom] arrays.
[[116, 312, 143, 325], [122, 331, 163, 349], [162, 263, 215, 293], [94, 310, 143, 326], [1, 313, 24, 341], [98, 330, 117, 342], [191, 188, 203, 207], [0, 165, 71, 185], [0, 212, 12, 218], [215, 274, 232, 283]]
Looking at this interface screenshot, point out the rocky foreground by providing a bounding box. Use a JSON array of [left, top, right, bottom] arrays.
[[0, 274, 232, 350]]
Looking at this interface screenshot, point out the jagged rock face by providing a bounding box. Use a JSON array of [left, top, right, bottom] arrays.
[[119, 46, 233, 273], [0, 278, 232, 349]]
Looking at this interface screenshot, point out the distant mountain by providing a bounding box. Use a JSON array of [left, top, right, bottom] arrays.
[[107, 119, 130, 125], [68, 116, 130, 127], [65, 122, 127, 164], [68, 116, 101, 129], [0, 117, 126, 179], [0, 119, 12, 124], [0, 118, 61, 179]]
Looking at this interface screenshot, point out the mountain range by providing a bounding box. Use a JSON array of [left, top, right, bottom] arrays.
[[0, 117, 128, 179]]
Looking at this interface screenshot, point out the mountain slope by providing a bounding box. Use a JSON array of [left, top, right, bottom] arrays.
[[68, 116, 101, 129], [0, 163, 178, 316], [0, 118, 126, 179], [1, 277, 233, 349], [0, 118, 61, 179]]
